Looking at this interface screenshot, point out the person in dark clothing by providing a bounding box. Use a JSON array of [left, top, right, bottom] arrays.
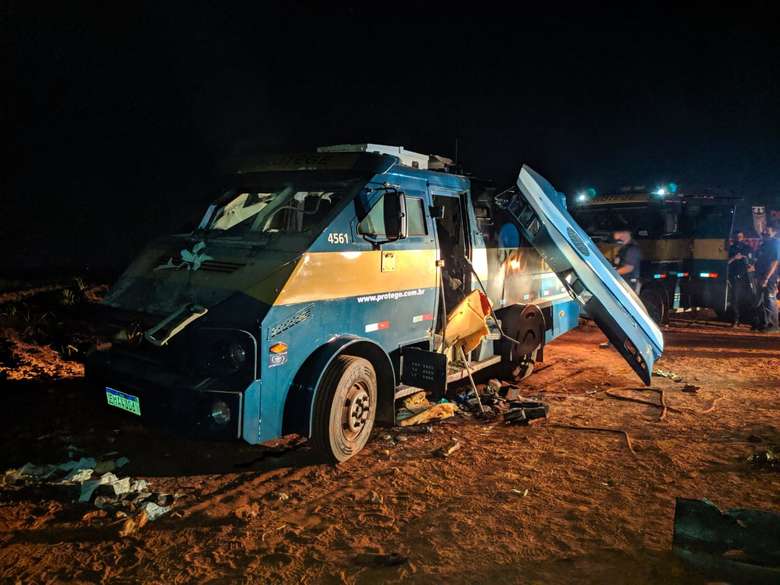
[[727, 230, 754, 326], [754, 222, 780, 332], [598, 229, 644, 348], [613, 229, 642, 293]]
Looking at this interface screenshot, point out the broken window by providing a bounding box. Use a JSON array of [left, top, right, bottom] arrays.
[[198, 176, 361, 239]]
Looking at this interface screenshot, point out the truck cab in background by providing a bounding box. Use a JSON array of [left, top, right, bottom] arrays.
[[571, 192, 741, 323], [87, 145, 662, 462]]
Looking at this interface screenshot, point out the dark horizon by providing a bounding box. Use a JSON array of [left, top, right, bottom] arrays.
[[6, 4, 780, 275]]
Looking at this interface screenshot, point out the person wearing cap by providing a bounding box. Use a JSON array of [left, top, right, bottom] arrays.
[[599, 229, 643, 349], [612, 229, 642, 294]]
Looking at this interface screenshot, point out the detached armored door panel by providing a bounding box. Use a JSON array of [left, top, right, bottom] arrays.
[[497, 165, 664, 384]]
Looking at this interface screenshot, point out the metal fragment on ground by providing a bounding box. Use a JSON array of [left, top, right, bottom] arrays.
[[142, 502, 171, 521], [436, 440, 461, 458], [653, 368, 682, 382]]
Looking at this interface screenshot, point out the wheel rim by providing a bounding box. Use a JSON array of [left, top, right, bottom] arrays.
[[642, 291, 663, 323], [341, 382, 371, 442]]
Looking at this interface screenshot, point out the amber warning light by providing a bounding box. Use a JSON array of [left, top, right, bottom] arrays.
[[270, 342, 288, 354]]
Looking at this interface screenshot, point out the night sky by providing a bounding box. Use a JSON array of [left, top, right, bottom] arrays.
[[6, 4, 780, 276]]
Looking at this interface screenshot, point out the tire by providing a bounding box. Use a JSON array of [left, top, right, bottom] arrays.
[[640, 288, 667, 325], [497, 306, 543, 379], [310, 355, 377, 463]]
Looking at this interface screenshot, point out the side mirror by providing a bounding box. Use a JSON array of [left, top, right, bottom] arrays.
[[383, 191, 407, 240], [429, 205, 445, 220]]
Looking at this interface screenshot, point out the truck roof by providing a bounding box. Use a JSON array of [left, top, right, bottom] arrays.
[[317, 143, 454, 171], [230, 149, 467, 191], [581, 192, 741, 207]]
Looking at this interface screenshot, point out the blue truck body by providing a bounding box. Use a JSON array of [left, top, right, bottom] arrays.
[[86, 148, 661, 459]]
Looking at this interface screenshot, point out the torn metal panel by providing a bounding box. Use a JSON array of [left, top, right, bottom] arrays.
[[673, 497, 780, 584], [498, 166, 664, 384]]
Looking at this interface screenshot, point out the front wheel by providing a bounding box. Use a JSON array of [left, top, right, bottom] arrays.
[[311, 355, 377, 463]]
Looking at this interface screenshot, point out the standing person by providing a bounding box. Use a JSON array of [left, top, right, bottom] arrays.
[[727, 230, 754, 327], [613, 229, 642, 293], [754, 222, 780, 332], [599, 229, 643, 349]]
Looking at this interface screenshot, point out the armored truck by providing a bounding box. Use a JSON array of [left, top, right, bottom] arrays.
[[87, 146, 662, 461]]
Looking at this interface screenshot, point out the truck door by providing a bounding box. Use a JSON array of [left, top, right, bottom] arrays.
[[354, 187, 438, 345], [431, 191, 471, 317], [498, 166, 664, 385]]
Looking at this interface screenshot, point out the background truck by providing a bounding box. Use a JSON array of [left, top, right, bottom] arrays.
[[571, 191, 741, 323], [87, 146, 662, 462]]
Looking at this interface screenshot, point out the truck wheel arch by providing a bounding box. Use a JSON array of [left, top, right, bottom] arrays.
[[282, 336, 395, 437]]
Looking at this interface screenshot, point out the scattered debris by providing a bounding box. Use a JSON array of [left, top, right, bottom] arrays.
[[2, 455, 174, 529], [653, 368, 683, 382], [504, 400, 549, 425], [234, 502, 260, 521], [551, 423, 637, 457], [399, 425, 434, 435], [403, 391, 430, 411], [504, 385, 525, 401], [673, 497, 780, 583], [511, 488, 529, 497], [399, 402, 458, 427], [272, 491, 290, 502], [605, 389, 678, 420], [119, 511, 149, 537], [142, 501, 172, 521], [486, 379, 503, 395], [748, 448, 778, 471], [435, 441, 461, 458]]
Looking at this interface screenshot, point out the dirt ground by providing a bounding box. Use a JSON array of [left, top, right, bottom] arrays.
[[1, 312, 779, 584]]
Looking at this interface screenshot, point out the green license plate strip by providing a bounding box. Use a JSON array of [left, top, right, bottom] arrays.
[[105, 387, 141, 416]]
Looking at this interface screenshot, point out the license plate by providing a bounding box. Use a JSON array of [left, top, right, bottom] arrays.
[[105, 387, 141, 416]]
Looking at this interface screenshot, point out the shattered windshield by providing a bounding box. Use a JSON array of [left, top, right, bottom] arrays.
[[198, 175, 362, 239]]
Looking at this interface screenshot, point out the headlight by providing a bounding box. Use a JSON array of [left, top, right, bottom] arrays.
[[228, 342, 247, 369], [210, 400, 231, 425], [192, 329, 256, 379]]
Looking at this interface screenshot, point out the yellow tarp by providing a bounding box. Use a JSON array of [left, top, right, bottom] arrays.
[[444, 290, 492, 353]]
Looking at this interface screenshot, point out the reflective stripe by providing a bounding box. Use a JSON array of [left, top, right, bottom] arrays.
[[365, 321, 391, 333]]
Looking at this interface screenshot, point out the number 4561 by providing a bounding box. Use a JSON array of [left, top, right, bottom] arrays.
[[327, 232, 349, 245]]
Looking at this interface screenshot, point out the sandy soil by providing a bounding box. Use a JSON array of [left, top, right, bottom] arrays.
[[0, 317, 778, 584]]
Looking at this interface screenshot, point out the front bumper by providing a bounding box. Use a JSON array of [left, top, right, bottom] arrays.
[[86, 349, 243, 440]]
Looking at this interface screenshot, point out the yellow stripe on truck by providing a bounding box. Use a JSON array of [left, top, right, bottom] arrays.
[[637, 239, 690, 262], [599, 239, 727, 262], [691, 238, 727, 260], [273, 249, 438, 306]]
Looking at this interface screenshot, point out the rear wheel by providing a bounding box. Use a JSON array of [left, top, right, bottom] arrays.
[[498, 306, 543, 379], [640, 288, 667, 324], [311, 355, 377, 463]]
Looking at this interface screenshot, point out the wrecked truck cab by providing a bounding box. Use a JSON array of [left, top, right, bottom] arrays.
[[87, 148, 660, 462]]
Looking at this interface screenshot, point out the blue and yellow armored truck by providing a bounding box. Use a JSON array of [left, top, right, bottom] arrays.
[[571, 190, 740, 323], [87, 145, 662, 462]]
